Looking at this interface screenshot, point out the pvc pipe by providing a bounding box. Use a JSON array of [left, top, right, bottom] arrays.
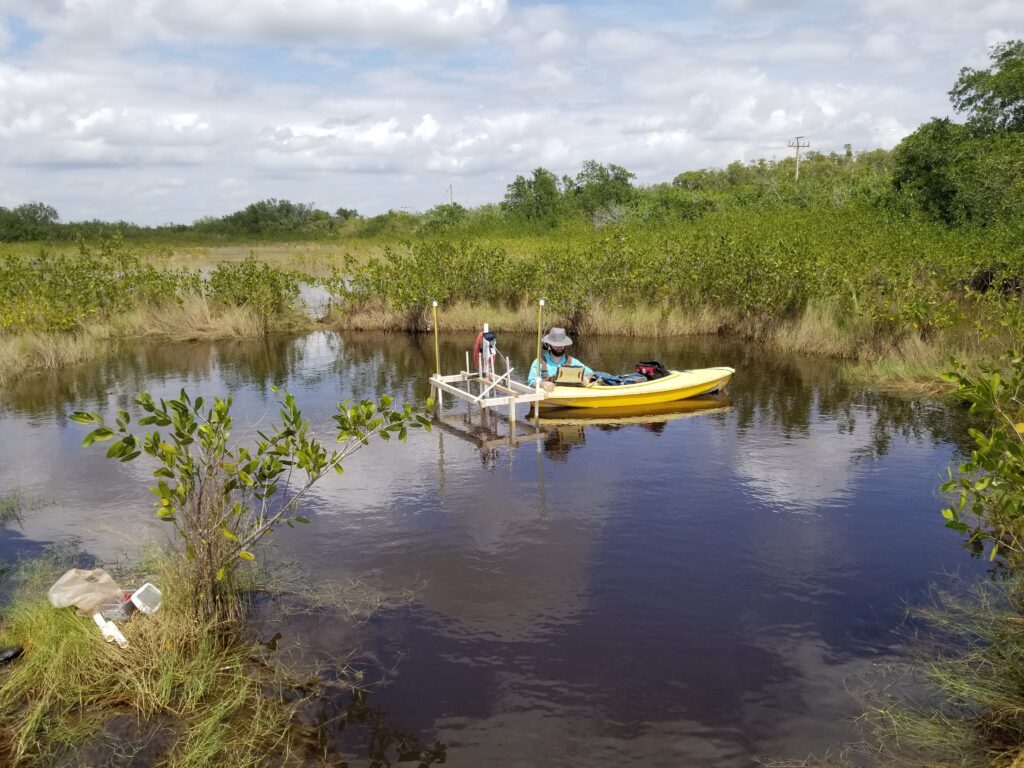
[[432, 301, 440, 378], [432, 301, 442, 408], [535, 299, 545, 418], [93, 613, 128, 649]]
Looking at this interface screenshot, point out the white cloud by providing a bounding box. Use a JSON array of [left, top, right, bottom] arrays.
[[2, 0, 509, 49], [0, 0, 1022, 222], [413, 113, 440, 141]]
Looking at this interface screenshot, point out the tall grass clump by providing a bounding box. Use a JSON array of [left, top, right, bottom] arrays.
[[0, 552, 298, 767], [766, 574, 1024, 768], [0, 491, 23, 528], [864, 574, 1024, 768]]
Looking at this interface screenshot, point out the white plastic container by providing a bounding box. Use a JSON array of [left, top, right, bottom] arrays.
[[130, 583, 162, 615]]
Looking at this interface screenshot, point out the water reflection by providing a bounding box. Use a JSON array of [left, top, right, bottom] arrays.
[[0, 329, 982, 767]]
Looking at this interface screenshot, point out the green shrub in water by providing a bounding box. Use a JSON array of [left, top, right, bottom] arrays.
[[70, 387, 432, 618]]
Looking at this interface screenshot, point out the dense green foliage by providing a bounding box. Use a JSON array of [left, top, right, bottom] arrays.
[[0, 237, 304, 333], [894, 40, 1024, 226], [206, 258, 301, 328], [0, 236, 191, 332], [341, 207, 1023, 339], [940, 349, 1024, 561]]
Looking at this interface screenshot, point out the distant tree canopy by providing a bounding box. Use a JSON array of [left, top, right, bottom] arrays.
[[0, 202, 59, 242], [565, 160, 637, 218], [893, 39, 1024, 226], [950, 39, 1024, 135], [193, 199, 335, 236], [501, 161, 638, 226], [501, 167, 565, 225], [335, 207, 361, 222]]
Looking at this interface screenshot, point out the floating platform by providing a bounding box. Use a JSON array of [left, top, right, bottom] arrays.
[[430, 369, 544, 423]]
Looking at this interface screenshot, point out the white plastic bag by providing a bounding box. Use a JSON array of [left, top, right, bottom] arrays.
[[48, 569, 124, 616]]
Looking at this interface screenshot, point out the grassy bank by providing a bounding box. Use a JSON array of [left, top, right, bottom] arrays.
[[0, 553, 305, 767], [329, 296, 1006, 393], [0, 240, 315, 386], [771, 573, 1024, 768], [0, 295, 311, 388], [5, 205, 1024, 392]]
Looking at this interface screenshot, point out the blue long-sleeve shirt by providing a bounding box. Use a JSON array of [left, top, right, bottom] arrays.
[[527, 350, 593, 386]]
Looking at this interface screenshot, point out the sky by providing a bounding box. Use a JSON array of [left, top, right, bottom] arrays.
[[0, 0, 1021, 225]]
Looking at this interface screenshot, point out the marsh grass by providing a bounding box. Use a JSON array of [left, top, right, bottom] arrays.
[[150, 242, 386, 275], [861, 574, 1024, 768], [328, 298, 1002, 393], [767, 574, 1024, 768], [0, 551, 312, 767], [0, 295, 311, 387], [0, 491, 23, 528]]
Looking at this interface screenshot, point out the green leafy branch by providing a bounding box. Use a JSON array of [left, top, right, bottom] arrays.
[[940, 354, 1024, 561], [70, 387, 432, 613]]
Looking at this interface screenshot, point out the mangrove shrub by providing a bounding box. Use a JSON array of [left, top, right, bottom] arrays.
[[941, 350, 1024, 561], [71, 388, 432, 617]]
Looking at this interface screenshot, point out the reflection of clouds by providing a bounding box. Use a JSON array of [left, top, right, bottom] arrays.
[[1, 417, 161, 559], [733, 411, 875, 511], [282, 424, 620, 642], [434, 703, 748, 767], [742, 630, 878, 763]]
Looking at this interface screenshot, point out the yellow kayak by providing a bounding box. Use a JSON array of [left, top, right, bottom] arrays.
[[541, 367, 735, 410]]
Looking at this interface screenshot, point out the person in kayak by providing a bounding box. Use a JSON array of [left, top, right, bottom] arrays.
[[527, 327, 594, 392]]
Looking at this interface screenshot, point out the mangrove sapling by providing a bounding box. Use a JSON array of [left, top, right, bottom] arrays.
[[70, 388, 432, 618], [205, 256, 303, 333], [939, 351, 1024, 562]]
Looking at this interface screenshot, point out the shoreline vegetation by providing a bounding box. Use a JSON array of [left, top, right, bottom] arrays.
[[2, 217, 1021, 394]]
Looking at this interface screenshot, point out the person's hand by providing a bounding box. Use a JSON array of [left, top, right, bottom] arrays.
[[541, 381, 556, 393]]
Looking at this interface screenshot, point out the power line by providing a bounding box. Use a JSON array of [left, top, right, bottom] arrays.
[[787, 136, 810, 182]]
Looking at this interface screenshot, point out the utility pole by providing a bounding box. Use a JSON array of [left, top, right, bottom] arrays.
[[788, 135, 810, 182]]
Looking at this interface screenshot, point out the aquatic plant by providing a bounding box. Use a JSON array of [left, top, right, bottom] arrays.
[[70, 388, 431, 618], [940, 347, 1024, 561]]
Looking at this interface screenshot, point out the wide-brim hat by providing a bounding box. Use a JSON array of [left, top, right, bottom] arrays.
[[542, 327, 573, 347]]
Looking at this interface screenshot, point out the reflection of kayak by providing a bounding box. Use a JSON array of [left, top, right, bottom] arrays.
[[538, 395, 731, 426], [541, 367, 735, 410]]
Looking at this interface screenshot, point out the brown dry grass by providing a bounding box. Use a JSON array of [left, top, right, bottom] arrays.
[[0, 295, 304, 387]]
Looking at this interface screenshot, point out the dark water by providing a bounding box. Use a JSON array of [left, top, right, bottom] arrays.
[[0, 331, 983, 766]]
